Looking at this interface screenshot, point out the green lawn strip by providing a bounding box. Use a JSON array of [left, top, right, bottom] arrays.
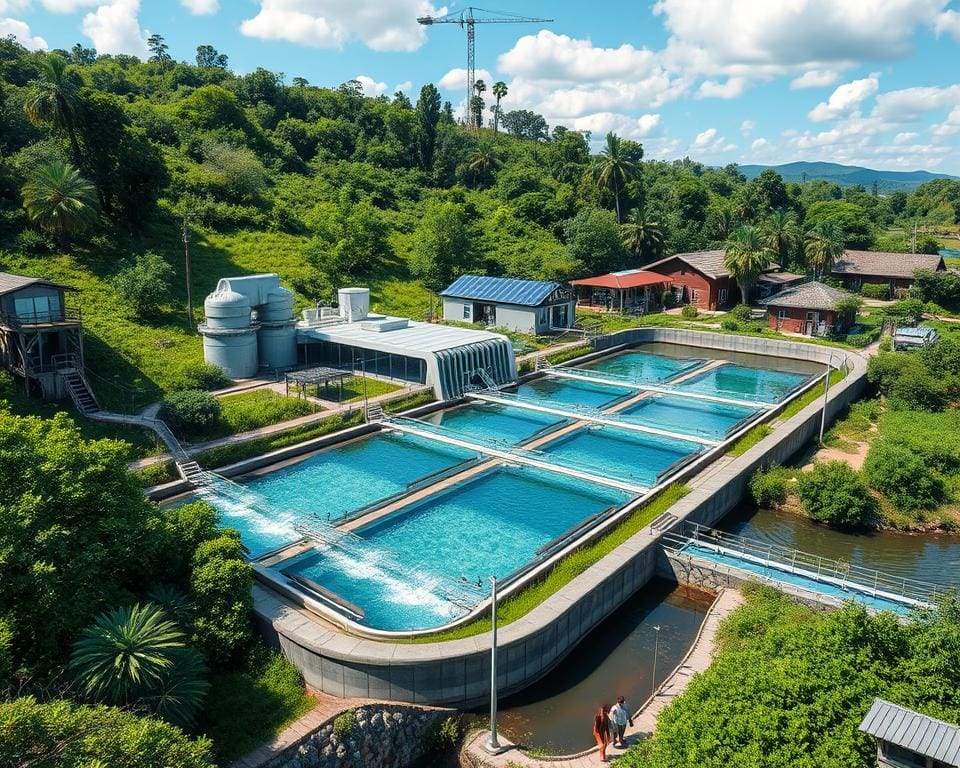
[[727, 424, 773, 457], [779, 368, 846, 421], [200, 649, 314, 765], [405, 484, 689, 644]]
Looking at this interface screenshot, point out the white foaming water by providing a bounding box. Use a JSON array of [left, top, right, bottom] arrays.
[[197, 482, 300, 541]]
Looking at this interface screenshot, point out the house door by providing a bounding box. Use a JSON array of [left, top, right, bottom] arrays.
[[553, 304, 569, 328], [805, 311, 819, 335], [718, 288, 729, 307]]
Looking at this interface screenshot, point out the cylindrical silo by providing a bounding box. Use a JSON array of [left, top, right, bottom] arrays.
[[260, 286, 295, 322], [204, 289, 251, 329], [257, 323, 298, 369], [200, 288, 259, 378]]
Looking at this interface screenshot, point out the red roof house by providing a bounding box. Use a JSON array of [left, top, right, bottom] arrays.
[[570, 269, 668, 313]]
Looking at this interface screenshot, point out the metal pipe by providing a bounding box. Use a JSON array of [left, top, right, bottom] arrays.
[[485, 576, 501, 753]]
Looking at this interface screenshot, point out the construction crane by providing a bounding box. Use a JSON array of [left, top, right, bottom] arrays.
[[417, 7, 552, 128]]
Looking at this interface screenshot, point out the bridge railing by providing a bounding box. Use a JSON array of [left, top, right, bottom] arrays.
[[668, 521, 946, 606]]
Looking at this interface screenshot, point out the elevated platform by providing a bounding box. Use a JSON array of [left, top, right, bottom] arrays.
[[546, 365, 775, 409]]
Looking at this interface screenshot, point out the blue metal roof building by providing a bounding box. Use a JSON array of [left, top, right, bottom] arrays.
[[440, 275, 575, 334]]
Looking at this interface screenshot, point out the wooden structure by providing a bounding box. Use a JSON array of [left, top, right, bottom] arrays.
[[764, 280, 853, 336], [860, 698, 960, 768], [570, 269, 668, 313], [0, 272, 85, 399]]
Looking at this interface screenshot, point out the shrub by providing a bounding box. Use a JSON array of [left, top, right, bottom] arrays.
[[889, 366, 950, 411], [878, 335, 893, 352], [113, 251, 176, 318], [680, 305, 699, 319], [863, 442, 946, 512], [885, 298, 925, 324], [796, 461, 875, 528], [176, 362, 231, 391], [845, 332, 873, 348], [859, 283, 890, 300], [160, 389, 223, 438], [546, 344, 593, 365], [190, 535, 253, 667], [731, 303, 753, 322], [720, 318, 740, 331], [332, 709, 358, 739], [427, 715, 462, 753], [0, 696, 215, 768], [0, 618, 12, 693], [749, 466, 793, 508]]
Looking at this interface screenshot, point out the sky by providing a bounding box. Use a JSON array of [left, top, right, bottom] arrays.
[[5, 0, 960, 174]]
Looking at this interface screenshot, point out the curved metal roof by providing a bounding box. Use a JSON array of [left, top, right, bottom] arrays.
[[440, 275, 563, 307], [860, 699, 960, 766]]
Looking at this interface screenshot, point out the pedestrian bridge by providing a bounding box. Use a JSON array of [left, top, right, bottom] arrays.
[[662, 522, 943, 616]]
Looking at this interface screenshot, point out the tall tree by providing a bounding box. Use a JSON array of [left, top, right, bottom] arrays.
[[411, 201, 473, 292], [491, 81, 508, 135], [147, 34, 171, 68], [23, 54, 83, 164], [590, 132, 640, 224], [21, 160, 98, 250], [765, 208, 800, 268], [466, 143, 500, 187], [472, 79, 486, 130], [620, 208, 664, 263], [724, 225, 773, 305], [804, 220, 845, 279], [415, 83, 441, 171], [195, 44, 228, 69]]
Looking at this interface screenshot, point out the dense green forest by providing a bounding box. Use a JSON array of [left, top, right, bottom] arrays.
[[2, 37, 960, 403]]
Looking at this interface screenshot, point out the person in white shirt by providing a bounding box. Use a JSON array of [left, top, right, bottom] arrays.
[[609, 695, 633, 747]]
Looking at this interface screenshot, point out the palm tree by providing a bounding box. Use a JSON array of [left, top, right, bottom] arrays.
[[467, 143, 500, 186], [765, 208, 800, 268], [69, 603, 208, 726], [491, 81, 508, 135], [472, 79, 487, 130], [21, 160, 98, 250], [23, 54, 83, 164], [590, 132, 639, 224], [620, 209, 664, 263], [804, 220, 845, 279], [724, 225, 774, 305], [710, 206, 738, 241]]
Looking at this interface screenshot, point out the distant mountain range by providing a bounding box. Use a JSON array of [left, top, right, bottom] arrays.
[[737, 161, 958, 192]]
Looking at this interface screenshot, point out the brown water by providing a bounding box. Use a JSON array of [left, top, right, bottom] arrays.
[[719, 505, 960, 586], [491, 579, 713, 755]]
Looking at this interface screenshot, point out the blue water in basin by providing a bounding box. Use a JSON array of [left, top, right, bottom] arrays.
[[677, 363, 809, 403], [282, 466, 629, 630], [419, 402, 564, 444], [519, 377, 634, 408], [621, 395, 758, 439], [583, 350, 703, 381], [540, 426, 700, 487], [681, 543, 917, 615]]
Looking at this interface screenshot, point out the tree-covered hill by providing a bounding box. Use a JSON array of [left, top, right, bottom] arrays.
[[2, 36, 959, 404], [740, 161, 958, 193]]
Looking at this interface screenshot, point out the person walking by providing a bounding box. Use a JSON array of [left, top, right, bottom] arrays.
[[593, 704, 612, 762], [610, 695, 634, 747]]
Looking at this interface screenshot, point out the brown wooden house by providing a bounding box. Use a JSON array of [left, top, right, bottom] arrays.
[[644, 250, 778, 310], [764, 280, 854, 336], [831, 250, 945, 296]]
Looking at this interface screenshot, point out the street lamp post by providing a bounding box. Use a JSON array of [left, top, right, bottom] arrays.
[[819, 353, 835, 444], [182, 215, 193, 330], [484, 576, 502, 753], [651, 624, 662, 699]]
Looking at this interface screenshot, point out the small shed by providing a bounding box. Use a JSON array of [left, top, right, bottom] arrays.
[[440, 275, 575, 334], [570, 269, 668, 313], [893, 326, 939, 351], [764, 280, 854, 336], [859, 698, 960, 768]]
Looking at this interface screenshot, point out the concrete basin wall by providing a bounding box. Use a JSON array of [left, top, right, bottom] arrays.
[[251, 330, 868, 706]]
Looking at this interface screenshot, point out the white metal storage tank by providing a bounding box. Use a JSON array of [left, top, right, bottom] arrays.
[[200, 288, 258, 378]]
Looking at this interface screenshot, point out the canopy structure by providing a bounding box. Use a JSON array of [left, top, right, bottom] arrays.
[[285, 365, 352, 401], [570, 270, 668, 290], [571, 269, 668, 313]]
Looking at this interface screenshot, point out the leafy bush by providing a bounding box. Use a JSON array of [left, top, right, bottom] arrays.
[[720, 318, 739, 331], [546, 344, 593, 365], [879, 335, 893, 352], [796, 460, 875, 528], [113, 251, 176, 318], [731, 303, 753, 322], [885, 298, 925, 324], [864, 441, 947, 512], [681, 305, 699, 319], [0, 618, 12, 693], [859, 283, 890, 300], [332, 708, 358, 739], [867, 352, 950, 411], [190, 535, 253, 667], [748, 466, 793, 507], [845, 332, 873, 348], [160, 389, 223, 438], [0, 696, 215, 768], [176, 362, 231, 391], [661, 289, 675, 308], [427, 715, 462, 753]]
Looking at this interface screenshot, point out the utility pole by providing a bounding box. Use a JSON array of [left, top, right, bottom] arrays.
[[182, 215, 193, 330]]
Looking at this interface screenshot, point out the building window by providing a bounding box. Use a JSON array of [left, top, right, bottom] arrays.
[[462, 304, 471, 320], [14, 294, 60, 322], [718, 288, 728, 306], [538, 308, 548, 325], [777, 309, 787, 320], [690, 289, 700, 303]]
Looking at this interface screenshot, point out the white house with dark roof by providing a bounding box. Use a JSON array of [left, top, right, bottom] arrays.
[[831, 250, 946, 296], [440, 275, 575, 334], [860, 698, 960, 768]]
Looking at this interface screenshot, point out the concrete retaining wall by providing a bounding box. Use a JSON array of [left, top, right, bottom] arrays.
[[252, 329, 868, 706]]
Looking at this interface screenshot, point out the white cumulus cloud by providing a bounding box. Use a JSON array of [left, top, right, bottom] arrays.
[[790, 69, 839, 89], [438, 68, 493, 92], [894, 131, 919, 144], [498, 30, 656, 82], [569, 112, 661, 140], [932, 106, 960, 137], [393, 80, 413, 94], [240, 0, 445, 52], [808, 76, 879, 121], [740, 119, 755, 135], [693, 127, 717, 148], [872, 84, 960, 122], [934, 9, 960, 40], [0, 17, 47, 49], [180, 0, 218, 15], [696, 77, 746, 99], [354, 74, 387, 97], [751, 138, 769, 150], [40, 0, 100, 12], [82, 0, 148, 57]]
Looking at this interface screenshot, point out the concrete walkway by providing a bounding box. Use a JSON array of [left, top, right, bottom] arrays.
[[463, 588, 745, 767]]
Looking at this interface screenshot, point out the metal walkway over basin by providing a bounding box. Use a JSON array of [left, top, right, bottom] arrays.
[[382, 416, 649, 495], [546, 365, 775, 410], [663, 522, 944, 612], [464, 389, 721, 446]]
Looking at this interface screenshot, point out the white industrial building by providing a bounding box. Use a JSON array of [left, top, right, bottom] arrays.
[[440, 275, 576, 334]]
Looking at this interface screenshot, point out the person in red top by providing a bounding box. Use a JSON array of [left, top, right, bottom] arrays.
[[592, 704, 612, 762]]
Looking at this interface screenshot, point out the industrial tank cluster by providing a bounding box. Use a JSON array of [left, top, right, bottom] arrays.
[[199, 274, 298, 378]]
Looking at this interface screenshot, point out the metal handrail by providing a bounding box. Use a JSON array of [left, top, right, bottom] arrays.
[[0, 306, 81, 327], [672, 522, 945, 605]]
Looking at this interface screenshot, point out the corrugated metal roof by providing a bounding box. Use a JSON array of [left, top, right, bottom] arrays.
[[859, 699, 960, 766], [763, 281, 852, 311], [440, 275, 562, 307], [0, 272, 72, 297], [832, 250, 945, 279]]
